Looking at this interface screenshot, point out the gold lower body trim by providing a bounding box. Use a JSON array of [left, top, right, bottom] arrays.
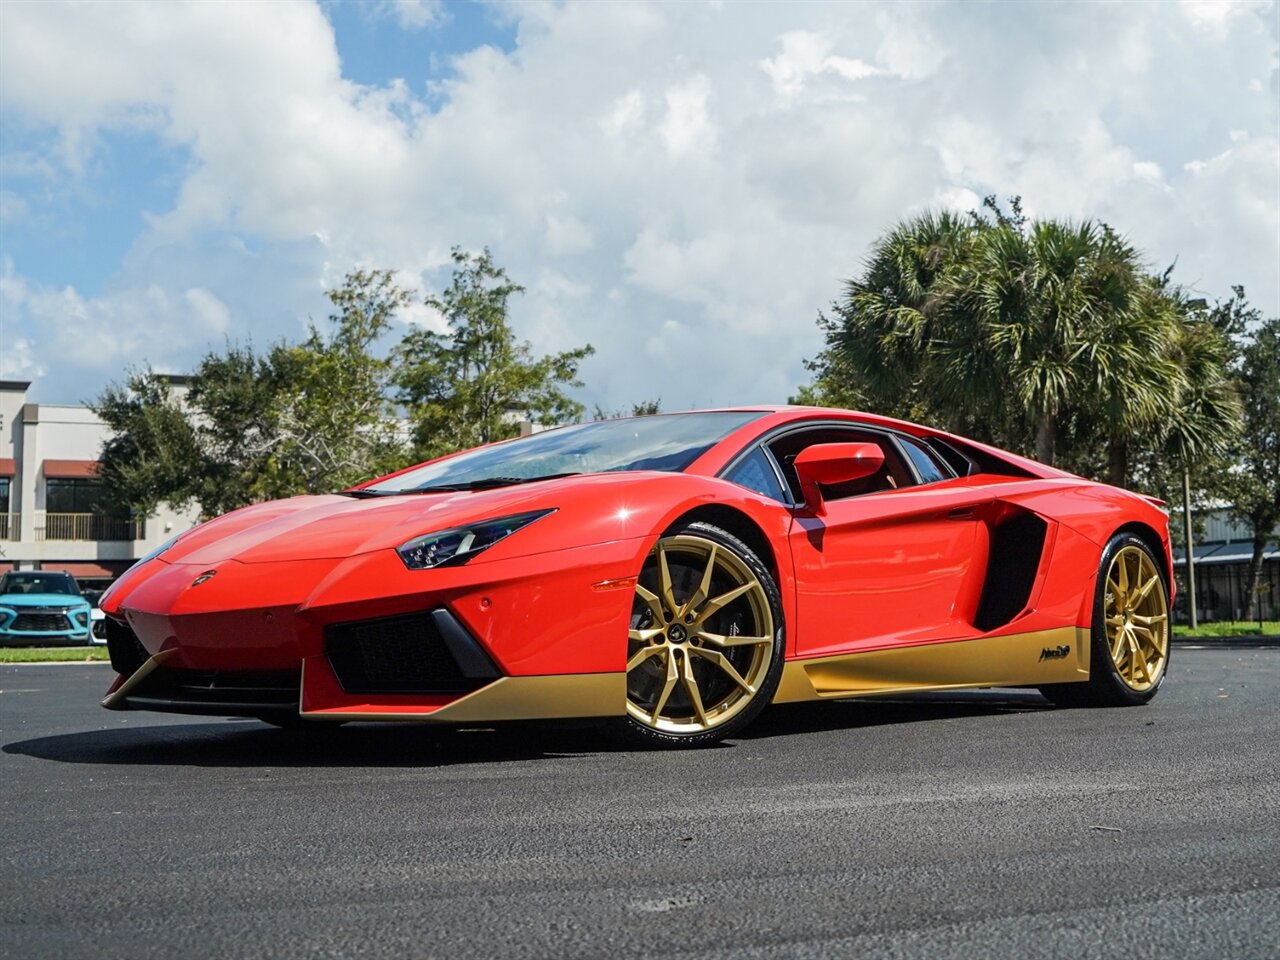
[[774, 627, 1090, 703], [300, 670, 628, 722], [101, 649, 178, 709]]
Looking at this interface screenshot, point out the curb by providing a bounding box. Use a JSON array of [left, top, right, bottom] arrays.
[[1171, 635, 1280, 649], [1, 659, 113, 667]]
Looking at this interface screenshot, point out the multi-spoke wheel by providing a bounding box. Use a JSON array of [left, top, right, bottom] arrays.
[[622, 522, 783, 746], [1041, 533, 1170, 707]]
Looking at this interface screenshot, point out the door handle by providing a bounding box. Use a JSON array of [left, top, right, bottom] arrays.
[[947, 507, 976, 520]]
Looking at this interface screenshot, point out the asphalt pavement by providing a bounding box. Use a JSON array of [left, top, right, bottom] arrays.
[[2, 649, 1277, 959]]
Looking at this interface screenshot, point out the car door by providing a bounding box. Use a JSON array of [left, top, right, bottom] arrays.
[[773, 426, 995, 659]]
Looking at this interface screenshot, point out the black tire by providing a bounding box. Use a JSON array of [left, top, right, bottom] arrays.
[[616, 522, 783, 747], [1040, 533, 1170, 708]]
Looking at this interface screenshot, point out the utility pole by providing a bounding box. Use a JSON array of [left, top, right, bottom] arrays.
[[1182, 467, 1198, 629]]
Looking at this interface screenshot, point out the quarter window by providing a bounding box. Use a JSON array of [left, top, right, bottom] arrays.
[[899, 438, 951, 485], [724, 447, 787, 502]]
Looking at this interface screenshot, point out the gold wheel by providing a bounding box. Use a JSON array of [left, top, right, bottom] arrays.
[[626, 534, 776, 736], [1103, 545, 1169, 692]]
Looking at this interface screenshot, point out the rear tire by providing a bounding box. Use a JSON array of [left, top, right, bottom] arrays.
[[1040, 533, 1170, 708], [618, 522, 784, 748]]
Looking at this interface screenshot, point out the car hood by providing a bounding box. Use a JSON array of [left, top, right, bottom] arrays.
[[161, 474, 658, 566], [0, 593, 90, 608]]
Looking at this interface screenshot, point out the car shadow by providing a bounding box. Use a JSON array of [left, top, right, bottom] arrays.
[[743, 689, 1053, 741], [3, 689, 1053, 769]]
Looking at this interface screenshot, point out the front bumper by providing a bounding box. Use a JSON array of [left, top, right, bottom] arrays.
[[101, 539, 641, 720]]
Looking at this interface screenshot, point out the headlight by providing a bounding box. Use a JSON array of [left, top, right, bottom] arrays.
[[397, 509, 556, 570], [133, 532, 183, 568]]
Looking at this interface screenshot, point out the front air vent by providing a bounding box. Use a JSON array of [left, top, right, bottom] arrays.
[[105, 617, 150, 677], [324, 608, 500, 695]]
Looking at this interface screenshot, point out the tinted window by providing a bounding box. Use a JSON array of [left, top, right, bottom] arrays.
[[46, 478, 106, 513], [900, 438, 951, 484], [725, 447, 787, 501], [0, 572, 80, 596], [367, 411, 764, 493], [769, 427, 916, 502], [924, 438, 975, 477]]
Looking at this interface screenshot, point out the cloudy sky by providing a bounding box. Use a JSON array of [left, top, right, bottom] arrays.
[[1, 0, 1277, 412]]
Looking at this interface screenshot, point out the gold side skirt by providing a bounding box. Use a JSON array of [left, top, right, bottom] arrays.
[[774, 626, 1090, 703]]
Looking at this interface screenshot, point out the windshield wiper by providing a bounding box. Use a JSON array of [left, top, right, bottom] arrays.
[[339, 473, 582, 498]]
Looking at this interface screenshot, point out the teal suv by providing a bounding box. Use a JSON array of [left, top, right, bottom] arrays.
[[0, 571, 93, 646]]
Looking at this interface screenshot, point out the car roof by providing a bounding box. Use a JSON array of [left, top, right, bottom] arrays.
[[682, 406, 1072, 481]]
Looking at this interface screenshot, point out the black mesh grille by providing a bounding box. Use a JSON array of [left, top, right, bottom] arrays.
[[325, 609, 496, 694], [12, 612, 72, 632], [105, 617, 150, 677]]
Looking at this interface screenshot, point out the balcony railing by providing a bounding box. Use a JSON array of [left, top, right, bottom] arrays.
[[36, 513, 145, 542], [0, 514, 14, 540]]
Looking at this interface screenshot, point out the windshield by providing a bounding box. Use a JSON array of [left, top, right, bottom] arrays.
[[365, 411, 764, 493], [0, 572, 81, 596]]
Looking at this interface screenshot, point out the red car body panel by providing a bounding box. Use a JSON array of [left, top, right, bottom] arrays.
[[100, 406, 1172, 722]]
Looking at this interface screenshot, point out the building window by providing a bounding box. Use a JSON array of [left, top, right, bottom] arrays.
[[0, 477, 9, 514], [45, 478, 107, 514], [38, 479, 138, 541]]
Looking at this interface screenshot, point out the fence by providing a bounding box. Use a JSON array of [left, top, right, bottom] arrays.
[[35, 513, 145, 542]]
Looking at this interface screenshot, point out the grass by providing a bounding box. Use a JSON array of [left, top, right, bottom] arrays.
[[1173, 620, 1280, 638], [0, 646, 111, 663]]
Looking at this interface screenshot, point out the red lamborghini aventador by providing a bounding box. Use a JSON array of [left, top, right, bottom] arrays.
[[100, 407, 1173, 746]]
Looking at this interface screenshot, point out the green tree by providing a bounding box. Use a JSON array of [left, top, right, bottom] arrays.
[[182, 343, 287, 514], [95, 270, 409, 518], [396, 248, 594, 458], [800, 199, 1204, 481], [1225, 314, 1280, 620], [95, 372, 203, 517], [593, 398, 663, 419], [817, 209, 979, 425], [959, 218, 1177, 469], [269, 268, 407, 493]]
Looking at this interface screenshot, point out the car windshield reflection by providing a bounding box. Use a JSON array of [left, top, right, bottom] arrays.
[[362, 411, 764, 494]]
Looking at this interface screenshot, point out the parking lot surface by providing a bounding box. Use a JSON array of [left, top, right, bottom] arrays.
[[2, 648, 1277, 959]]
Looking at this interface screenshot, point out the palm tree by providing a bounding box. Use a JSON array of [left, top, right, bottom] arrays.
[[958, 220, 1171, 469], [825, 210, 983, 425]]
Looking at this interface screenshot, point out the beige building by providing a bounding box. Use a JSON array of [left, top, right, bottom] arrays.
[[0, 380, 200, 590]]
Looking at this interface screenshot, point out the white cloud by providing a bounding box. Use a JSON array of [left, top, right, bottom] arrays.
[[761, 31, 880, 97], [659, 75, 715, 159], [183, 288, 232, 334], [378, 0, 445, 31], [0, 0, 1276, 413]]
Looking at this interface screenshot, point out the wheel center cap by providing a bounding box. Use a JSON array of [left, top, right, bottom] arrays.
[[668, 624, 687, 643]]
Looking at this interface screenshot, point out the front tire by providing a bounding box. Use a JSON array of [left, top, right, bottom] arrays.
[[1040, 533, 1170, 707], [620, 522, 784, 748]]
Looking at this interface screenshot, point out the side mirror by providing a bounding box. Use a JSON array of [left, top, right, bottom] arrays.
[[793, 442, 885, 516]]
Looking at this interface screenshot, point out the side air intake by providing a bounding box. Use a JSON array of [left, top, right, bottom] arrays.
[[974, 510, 1049, 632]]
